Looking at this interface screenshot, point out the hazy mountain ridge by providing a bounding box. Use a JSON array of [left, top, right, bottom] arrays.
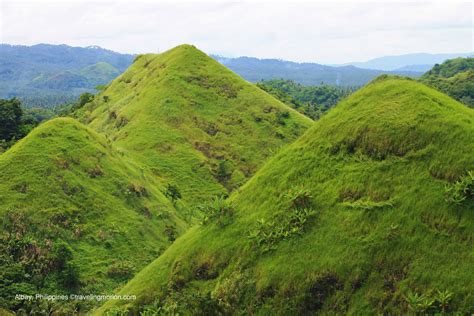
[[339, 52, 474, 71], [212, 55, 422, 86], [0, 44, 134, 106]]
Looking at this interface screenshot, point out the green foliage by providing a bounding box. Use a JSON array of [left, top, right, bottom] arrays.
[[421, 58, 474, 107], [163, 184, 182, 203], [444, 171, 474, 204], [248, 208, 316, 253], [257, 79, 358, 119], [199, 196, 234, 227], [0, 98, 23, 141], [284, 186, 313, 209], [404, 289, 454, 314]]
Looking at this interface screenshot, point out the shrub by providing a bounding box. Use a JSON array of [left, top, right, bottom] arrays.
[[404, 289, 454, 314], [199, 197, 234, 227], [106, 260, 135, 279], [164, 184, 182, 203], [445, 171, 474, 204], [164, 225, 177, 242], [126, 183, 148, 197], [285, 187, 312, 209], [248, 208, 315, 253]]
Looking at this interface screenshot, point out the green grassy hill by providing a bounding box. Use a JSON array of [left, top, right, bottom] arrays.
[[421, 58, 474, 107], [0, 118, 188, 312], [97, 77, 474, 315], [78, 44, 312, 207]]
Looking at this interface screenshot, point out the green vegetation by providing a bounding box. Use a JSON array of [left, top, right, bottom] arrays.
[[97, 77, 474, 315], [421, 57, 474, 107], [76, 44, 311, 208], [0, 98, 49, 152], [0, 118, 188, 313], [444, 171, 474, 204], [257, 79, 357, 119], [0, 44, 133, 108], [0, 44, 311, 314]]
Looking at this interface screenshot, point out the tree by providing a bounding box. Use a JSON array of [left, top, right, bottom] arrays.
[[0, 98, 23, 141]]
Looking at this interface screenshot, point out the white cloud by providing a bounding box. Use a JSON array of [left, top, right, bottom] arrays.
[[1, 0, 472, 63]]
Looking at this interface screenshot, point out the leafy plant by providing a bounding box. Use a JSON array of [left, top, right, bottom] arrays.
[[199, 197, 234, 227], [404, 291, 427, 313], [445, 171, 474, 204], [164, 184, 182, 203], [434, 289, 453, 312], [248, 208, 315, 253], [284, 187, 313, 209]]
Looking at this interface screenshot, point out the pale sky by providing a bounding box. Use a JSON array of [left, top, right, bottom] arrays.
[[0, 0, 472, 64]]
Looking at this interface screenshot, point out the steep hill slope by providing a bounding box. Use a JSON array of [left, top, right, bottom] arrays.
[[97, 77, 474, 315], [0, 118, 187, 312], [78, 44, 312, 207], [421, 58, 474, 107]]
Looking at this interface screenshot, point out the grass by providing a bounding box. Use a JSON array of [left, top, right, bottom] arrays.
[[0, 118, 188, 312], [96, 77, 474, 315], [0, 44, 311, 314], [76, 44, 312, 208]]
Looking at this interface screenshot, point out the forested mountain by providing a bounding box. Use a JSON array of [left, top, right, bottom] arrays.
[[420, 57, 474, 107], [97, 77, 474, 315], [339, 52, 473, 71], [0, 44, 134, 107], [213, 55, 423, 86], [257, 79, 357, 119]]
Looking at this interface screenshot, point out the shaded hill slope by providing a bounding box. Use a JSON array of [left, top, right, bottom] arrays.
[[78, 44, 312, 207], [0, 118, 188, 312], [97, 77, 474, 315]]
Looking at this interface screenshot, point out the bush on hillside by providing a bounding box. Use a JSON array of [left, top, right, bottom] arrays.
[[445, 171, 474, 204], [199, 197, 234, 227], [164, 183, 182, 203]]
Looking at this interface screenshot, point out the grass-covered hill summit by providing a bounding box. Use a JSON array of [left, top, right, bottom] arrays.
[[98, 77, 474, 315], [78, 44, 312, 207], [0, 118, 188, 312]]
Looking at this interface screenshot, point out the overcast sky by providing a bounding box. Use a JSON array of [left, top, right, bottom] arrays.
[[1, 0, 472, 63]]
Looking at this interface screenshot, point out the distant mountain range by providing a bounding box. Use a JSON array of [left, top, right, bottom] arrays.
[[0, 43, 134, 106], [336, 52, 474, 72], [1, 43, 469, 108], [212, 55, 422, 86]]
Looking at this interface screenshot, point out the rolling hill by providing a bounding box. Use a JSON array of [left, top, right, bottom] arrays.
[[0, 118, 189, 312], [77, 44, 312, 207], [96, 77, 474, 315]]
